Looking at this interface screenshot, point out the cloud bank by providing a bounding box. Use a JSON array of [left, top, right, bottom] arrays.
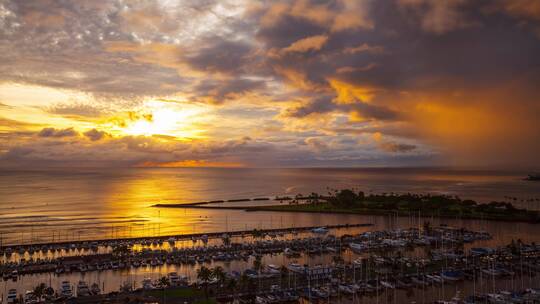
[[0, 0, 539, 168]]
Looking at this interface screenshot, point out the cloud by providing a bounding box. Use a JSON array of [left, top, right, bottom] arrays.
[[343, 43, 385, 55], [378, 141, 417, 153], [282, 95, 336, 117], [398, 0, 478, 34], [83, 128, 109, 141], [0, 116, 44, 130], [349, 102, 400, 122], [1, 0, 540, 168], [304, 137, 328, 151], [495, 0, 540, 21], [47, 103, 105, 118], [37, 127, 78, 138], [282, 34, 328, 53], [184, 37, 254, 74]]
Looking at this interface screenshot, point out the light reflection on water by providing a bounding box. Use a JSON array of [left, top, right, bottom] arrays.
[[1, 167, 539, 246], [1, 217, 540, 302]]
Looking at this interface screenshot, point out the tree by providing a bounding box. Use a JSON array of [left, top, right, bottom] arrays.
[[197, 266, 212, 299], [33, 283, 47, 301], [423, 221, 431, 234], [239, 273, 250, 292], [212, 266, 227, 288], [157, 276, 170, 288], [227, 278, 238, 299], [253, 256, 263, 273], [328, 189, 359, 207], [112, 244, 131, 256]]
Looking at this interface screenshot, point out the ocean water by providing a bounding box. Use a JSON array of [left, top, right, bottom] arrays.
[[0, 167, 539, 246]]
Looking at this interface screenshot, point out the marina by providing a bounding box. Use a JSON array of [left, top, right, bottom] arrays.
[[2, 224, 540, 303]]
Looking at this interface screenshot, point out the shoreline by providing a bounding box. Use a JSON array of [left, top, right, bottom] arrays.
[[153, 203, 540, 223], [0, 223, 372, 249], [245, 205, 540, 223]]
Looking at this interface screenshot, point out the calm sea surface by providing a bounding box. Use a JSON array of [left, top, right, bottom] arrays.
[[1, 167, 540, 246]]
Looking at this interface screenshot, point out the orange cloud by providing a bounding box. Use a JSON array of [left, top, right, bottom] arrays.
[[135, 160, 245, 168], [328, 79, 379, 104], [282, 35, 329, 53]]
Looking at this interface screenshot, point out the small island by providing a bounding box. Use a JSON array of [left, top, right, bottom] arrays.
[[525, 173, 540, 181], [247, 189, 540, 223]]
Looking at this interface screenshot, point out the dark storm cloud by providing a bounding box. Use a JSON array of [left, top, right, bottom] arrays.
[[194, 78, 267, 103], [37, 127, 78, 138], [185, 37, 254, 74], [378, 141, 417, 153], [350, 102, 400, 121], [83, 129, 109, 141], [284, 95, 337, 117]]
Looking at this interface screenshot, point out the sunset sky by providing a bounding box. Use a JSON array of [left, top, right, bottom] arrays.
[[1, 0, 539, 168]]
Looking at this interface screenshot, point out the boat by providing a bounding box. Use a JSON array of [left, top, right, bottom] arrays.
[[353, 257, 363, 266], [349, 242, 367, 253], [142, 278, 154, 290], [24, 290, 37, 304], [7, 289, 17, 304], [283, 248, 300, 257], [481, 268, 502, 276], [426, 274, 443, 284], [525, 173, 540, 181], [311, 227, 329, 234], [60, 281, 73, 298], [380, 280, 395, 289], [441, 270, 464, 281], [338, 284, 355, 295], [76, 281, 90, 297], [168, 272, 179, 285], [266, 264, 281, 275], [486, 293, 508, 304], [287, 263, 305, 273], [90, 283, 101, 295]]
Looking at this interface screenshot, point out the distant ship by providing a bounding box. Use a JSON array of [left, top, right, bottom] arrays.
[[525, 173, 540, 181]]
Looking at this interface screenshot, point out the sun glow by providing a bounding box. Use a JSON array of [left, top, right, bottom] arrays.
[[120, 101, 207, 139]]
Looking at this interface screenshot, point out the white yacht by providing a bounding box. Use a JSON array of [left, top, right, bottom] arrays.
[[90, 283, 101, 295], [141, 278, 154, 290], [168, 272, 179, 285], [76, 281, 90, 297], [349, 242, 367, 252], [24, 291, 37, 304], [311, 227, 329, 234], [7, 289, 17, 304], [60, 281, 73, 298]]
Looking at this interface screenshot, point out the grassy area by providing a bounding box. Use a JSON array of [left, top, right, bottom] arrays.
[[146, 287, 206, 301], [193, 300, 217, 304], [247, 190, 540, 223]]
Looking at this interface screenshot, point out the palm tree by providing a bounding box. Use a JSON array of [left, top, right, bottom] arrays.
[[252, 256, 264, 293], [212, 266, 227, 288], [157, 276, 170, 288], [239, 273, 256, 302], [227, 278, 238, 300], [33, 283, 47, 301], [253, 256, 263, 273], [197, 266, 212, 299]]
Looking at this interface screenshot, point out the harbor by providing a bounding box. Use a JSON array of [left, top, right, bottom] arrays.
[[2, 223, 540, 303]]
